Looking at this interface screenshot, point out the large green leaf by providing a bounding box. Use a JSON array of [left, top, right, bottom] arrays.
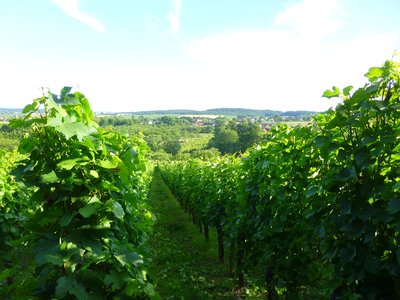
[[322, 86, 341, 98], [55, 276, 72, 298], [89, 169, 99, 178], [112, 201, 125, 219], [56, 121, 96, 140], [364, 67, 383, 82], [114, 247, 143, 267], [387, 199, 400, 214], [22, 100, 41, 113], [145, 283, 157, 297], [79, 202, 102, 218], [18, 137, 39, 154], [47, 114, 63, 127], [343, 85, 354, 96], [125, 279, 142, 297], [104, 270, 124, 289], [60, 86, 73, 100], [40, 170, 59, 184], [78, 94, 94, 121], [56, 276, 90, 300], [59, 213, 74, 227], [98, 155, 121, 169], [36, 252, 64, 267], [57, 157, 90, 170]]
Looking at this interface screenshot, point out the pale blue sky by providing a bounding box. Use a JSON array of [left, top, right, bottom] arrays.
[[0, 0, 399, 112]]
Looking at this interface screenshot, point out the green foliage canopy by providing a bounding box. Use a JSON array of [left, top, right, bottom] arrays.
[[160, 58, 400, 298], [7, 87, 156, 299]]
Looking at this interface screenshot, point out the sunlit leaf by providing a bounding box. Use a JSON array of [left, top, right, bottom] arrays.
[[40, 170, 59, 183], [56, 121, 96, 140], [98, 155, 121, 169], [89, 170, 99, 178], [365, 67, 383, 82], [322, 86, 341, 98], [57, 157, 90, 170]]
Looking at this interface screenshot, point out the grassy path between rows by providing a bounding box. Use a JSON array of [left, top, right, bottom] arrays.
[[148, 170, 240, 299]]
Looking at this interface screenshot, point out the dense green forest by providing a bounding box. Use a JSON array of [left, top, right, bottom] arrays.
[[1, 59, 399, 299]]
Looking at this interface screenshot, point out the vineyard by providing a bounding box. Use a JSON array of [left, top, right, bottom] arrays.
[[159, 59, 400, 299], [0, 59, 399, 299]]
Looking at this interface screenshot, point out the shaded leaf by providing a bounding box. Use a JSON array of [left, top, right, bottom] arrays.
[[125, 280, 142, 296], [60, 213, 74, 227], [36, 253, 64, 266], [79, 203, 102, 218], [56, 276, 72, 298], [387, 199, 400, 214], [104, 271, 124, 290], [60, 86, 73, 100]]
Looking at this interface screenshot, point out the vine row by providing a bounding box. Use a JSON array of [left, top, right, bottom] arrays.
[[159, 59, 400, 299]]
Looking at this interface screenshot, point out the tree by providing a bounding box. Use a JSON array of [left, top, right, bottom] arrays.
[[163, 139, 181, 155], [159, 116, 177, 125], [236, 121, 263, 152], [210, 127, 239, 154], [209, 118, 262, 154]]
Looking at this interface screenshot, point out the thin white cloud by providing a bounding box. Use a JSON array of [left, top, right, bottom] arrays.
[[275, 0, 342, 38], [2, 0, 399, 112], [181, 0, 399, 111], [168, 0, 182, 34], [51, 0, 105, 32], [183, 0, 344, 66]]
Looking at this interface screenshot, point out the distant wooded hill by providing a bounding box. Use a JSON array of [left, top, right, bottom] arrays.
[[0, 108, 23, 113], [1, 107, 319, 118], [127, 108, 319, 118]]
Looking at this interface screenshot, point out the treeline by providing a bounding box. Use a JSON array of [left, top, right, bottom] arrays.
[[127, 108, 317, 119], [159, 59, 400, 299], [96, 115, 200, 127], [1, 107, 317, 121]]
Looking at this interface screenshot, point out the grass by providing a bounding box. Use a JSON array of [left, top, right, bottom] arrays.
[[148, 171, 241, 299], [148, 170, 268, 299]]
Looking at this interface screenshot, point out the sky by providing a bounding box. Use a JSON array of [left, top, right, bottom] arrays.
[[0, 0, 399, 112]]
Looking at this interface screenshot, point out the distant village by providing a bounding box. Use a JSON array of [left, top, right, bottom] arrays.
[[1, 108, 315, 132]]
